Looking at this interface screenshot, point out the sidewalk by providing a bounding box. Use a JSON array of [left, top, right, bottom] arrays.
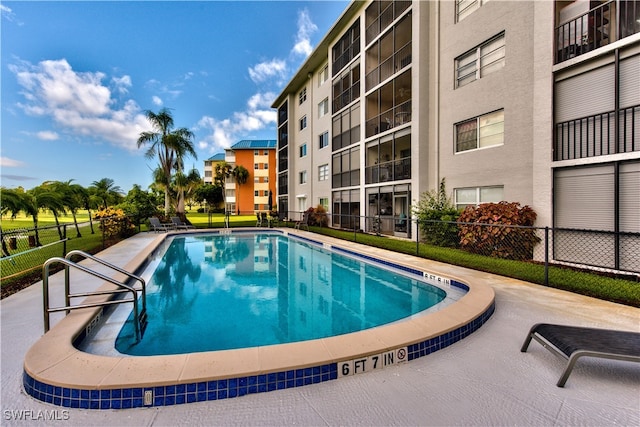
[[2, 232, 639, 426]]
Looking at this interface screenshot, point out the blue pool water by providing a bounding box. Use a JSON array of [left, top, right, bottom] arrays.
[[114, 232, 449, 356]]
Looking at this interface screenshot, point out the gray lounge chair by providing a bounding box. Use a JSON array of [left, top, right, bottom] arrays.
[[521, 323, 640, 387], [171, 216, 195, 230], [149, 217, 174, 233], [295, 211, 310, 230]]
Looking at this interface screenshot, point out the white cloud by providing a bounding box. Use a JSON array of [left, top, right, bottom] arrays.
[[291, 9, 318, 57], [36, 130, 59, 140], [0, 156, 26, 167], [197, 91, 277, 152], [112, 75, 132, 94], [248, 59, 287, 85], [1, 4, 23, 25], [8, 59, 151, 152], [152, 95, 163, 106]]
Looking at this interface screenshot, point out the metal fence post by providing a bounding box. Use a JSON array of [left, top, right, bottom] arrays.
[[416, 220, 420, 256], [63, 224, 67, 256], [544, 226, 549, 286]]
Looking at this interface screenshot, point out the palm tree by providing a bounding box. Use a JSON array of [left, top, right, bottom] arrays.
[[232, 165, 249, 215], [1, 186, 64, 245], [90, 178, 123, 209], [174, 166, 201, 214], [137, 108, 196, 215], [49, 180, 88, 238], [214, 161, 233, 214]]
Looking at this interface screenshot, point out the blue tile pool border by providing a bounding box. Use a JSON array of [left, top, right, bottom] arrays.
[[23, 229, 493, 409], [23, 300, 494, 409]]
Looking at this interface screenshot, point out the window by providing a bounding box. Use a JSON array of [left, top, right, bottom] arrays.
[[456, 0, 491, 22], [456, 33, 505, 88], [299, 170, 307, 184], [299, 143, 307, 157], [455, 186, 503, 210], [332, 19, 360, 75], [255, 190, 259, 197], [319, 197, 329, 211], [254, 204, 260, 211], [319, 131, 329, 149], [318, 65, 329, 86], [264, 177, 269, 183], [319, 164, 329, 181], [264, 163, 269, 170], [254, 150, 259, 156], [264, 150, 268, 155], [254, 163, 259, 169], [299, 87, 307, 105], [455, 109, 504, 152], [299, 116, 307, 130], [318, 98, 329, 118]]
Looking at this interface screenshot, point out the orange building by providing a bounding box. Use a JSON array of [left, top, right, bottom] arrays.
[[223, 140, 277, 215]]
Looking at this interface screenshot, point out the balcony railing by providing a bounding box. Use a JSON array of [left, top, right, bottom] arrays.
[[366, 100, 412, 138], [555, 0, 640, 64], [365, 158, 411, 184], [554, 104, 640, 160]]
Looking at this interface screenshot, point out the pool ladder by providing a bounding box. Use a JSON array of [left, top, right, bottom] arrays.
[[42, 250, 147, 341]]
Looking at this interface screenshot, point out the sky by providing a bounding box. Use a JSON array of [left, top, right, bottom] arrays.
[[1, 0, 349, 193]]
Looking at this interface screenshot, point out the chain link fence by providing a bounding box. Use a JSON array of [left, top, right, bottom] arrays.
[[284, 211, 640, 282]]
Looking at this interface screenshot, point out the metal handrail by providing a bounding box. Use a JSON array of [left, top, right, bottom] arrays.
[[42, 255, 146, 341], [64, 250, 146, 314]]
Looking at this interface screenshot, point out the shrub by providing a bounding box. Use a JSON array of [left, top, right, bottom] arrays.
[[457, 201, 540, 260], [311, 205, 329, 227], [412, 179, 460, 247], [94, 207, 135, 239]]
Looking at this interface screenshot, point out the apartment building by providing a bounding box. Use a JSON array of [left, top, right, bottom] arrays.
[[203, 153, 225, 185], [273, 0, 639, 269], [205, 140, 277, 215]]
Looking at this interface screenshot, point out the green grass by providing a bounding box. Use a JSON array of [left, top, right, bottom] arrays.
[[3, 211, 638, 307]]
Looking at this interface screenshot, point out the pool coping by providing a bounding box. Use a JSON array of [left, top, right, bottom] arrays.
[[23, 229, 495, 409]]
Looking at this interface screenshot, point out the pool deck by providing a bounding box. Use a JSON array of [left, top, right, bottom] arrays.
[[2, 230, 639, 426]]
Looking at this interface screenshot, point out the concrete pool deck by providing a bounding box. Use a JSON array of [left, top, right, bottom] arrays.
[[2, 230, 639, 426]]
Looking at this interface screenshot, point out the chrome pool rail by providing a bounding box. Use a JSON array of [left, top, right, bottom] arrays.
[[42, 250, 147, 341]]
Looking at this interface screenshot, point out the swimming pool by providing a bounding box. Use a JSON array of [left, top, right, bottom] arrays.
[[88, 232, 453, 356], [23, 229, 495, 409]]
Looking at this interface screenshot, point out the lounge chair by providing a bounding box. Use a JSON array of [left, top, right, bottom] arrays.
[[171, 216, 195, 230], [295, 211, 310, 230], [149, 217, 174, 233], [520, 323, 640, 387]]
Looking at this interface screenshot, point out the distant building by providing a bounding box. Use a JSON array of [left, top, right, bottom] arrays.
[[208, 140, 277, 215], [203, 153, 225, 185]]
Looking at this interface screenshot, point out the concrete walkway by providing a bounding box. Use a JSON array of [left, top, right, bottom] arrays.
[[2, 232, 639, 426]]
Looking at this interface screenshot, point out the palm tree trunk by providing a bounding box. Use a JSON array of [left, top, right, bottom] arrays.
[[72, 211, 82, 238]]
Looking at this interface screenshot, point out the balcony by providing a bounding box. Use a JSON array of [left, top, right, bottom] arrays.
[[365, 157, 411, 184], [555, 0, 640, 64]]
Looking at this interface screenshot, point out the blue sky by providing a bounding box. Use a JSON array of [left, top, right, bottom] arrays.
[[1, 0, 349, 192]]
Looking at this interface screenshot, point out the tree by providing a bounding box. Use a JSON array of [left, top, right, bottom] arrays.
[[118, 184, 159, 227], [194, 183, 223, 211], [174, 166, 201, 214], [412, 178, 460, 247], [90, 178, 123, 209], [47, 180, 88, 238], [232, 165, 249, 214], [137, 108, 196, 215], [214, 161, 233, 213]]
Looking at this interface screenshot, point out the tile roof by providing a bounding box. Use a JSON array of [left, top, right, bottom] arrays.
[[207, 153, 226, 161]]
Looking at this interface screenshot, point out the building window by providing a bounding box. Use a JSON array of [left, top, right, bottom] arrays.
[[319, 164, 329, 181], [254, 163, 259, 169], [455, 109, 504, 153], [332, 146, 360, 188], [264, 150, 268, 155], [333, 102, 361, 151], [300, 116, 307, 130], [254, 204, 260, 211], [332, 18, 360, 75], [456, 0, 488, 23], [255, 190, 259, 197], [254, 150, 259, 156], [319, 131, 329, 149], [264, 163, 269, 170], [299, 87, 307, 105], [456, 32, 505, 88], [319, 65, 329, 86], [455, 186, 503, 210], [319, 197, 329, 211], [299, 143, 307, 157], [299, 170, 307, 184], [332, 62, 360, 113], [319, 98, 329, 118], [264, 176, 269, 183]]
